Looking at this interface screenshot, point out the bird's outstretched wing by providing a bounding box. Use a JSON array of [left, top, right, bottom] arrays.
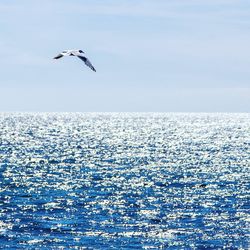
[[53, 53, 64, 59], [77, 56, 96, 72]]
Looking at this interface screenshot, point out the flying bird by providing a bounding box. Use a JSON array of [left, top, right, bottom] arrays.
[[53, 49, 96, 72]]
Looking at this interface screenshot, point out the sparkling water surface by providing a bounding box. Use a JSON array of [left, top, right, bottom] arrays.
[[0, 113, 249, 249]]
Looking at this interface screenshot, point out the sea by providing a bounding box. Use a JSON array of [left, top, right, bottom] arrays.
[[0, 113, 249, 249]]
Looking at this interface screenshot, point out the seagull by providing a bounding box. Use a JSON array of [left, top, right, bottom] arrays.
[[53, 49, 96, 72]]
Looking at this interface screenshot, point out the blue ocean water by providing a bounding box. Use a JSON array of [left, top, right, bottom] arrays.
[[0, 113, 249, 249]]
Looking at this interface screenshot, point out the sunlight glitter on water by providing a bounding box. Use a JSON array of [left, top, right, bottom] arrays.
[[0, 113, 249, 249]]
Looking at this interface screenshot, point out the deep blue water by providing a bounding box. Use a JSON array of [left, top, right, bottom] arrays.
[[0, 113, 249, 249]]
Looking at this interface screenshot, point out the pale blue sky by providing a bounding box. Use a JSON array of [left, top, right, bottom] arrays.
[[1, 0, 250, 112]]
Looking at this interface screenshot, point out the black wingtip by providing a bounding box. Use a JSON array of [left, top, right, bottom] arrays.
[[91, 66, 96, 72], [54, 54, 63, 59]]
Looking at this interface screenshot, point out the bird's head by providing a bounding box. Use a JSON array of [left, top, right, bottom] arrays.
[[79, 50, 84, 53]]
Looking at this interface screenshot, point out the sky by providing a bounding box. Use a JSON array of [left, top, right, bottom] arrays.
[[0, 0, 250, 112]]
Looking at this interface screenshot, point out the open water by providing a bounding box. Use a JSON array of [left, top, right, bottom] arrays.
[[0, 113, 249, 249]]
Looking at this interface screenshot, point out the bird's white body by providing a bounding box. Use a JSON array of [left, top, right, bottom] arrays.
[[61, 50, 81, 56], [53, 49, 96, 72]]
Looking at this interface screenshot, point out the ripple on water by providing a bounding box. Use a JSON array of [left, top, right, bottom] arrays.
[[0, 113, 249, 249]]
